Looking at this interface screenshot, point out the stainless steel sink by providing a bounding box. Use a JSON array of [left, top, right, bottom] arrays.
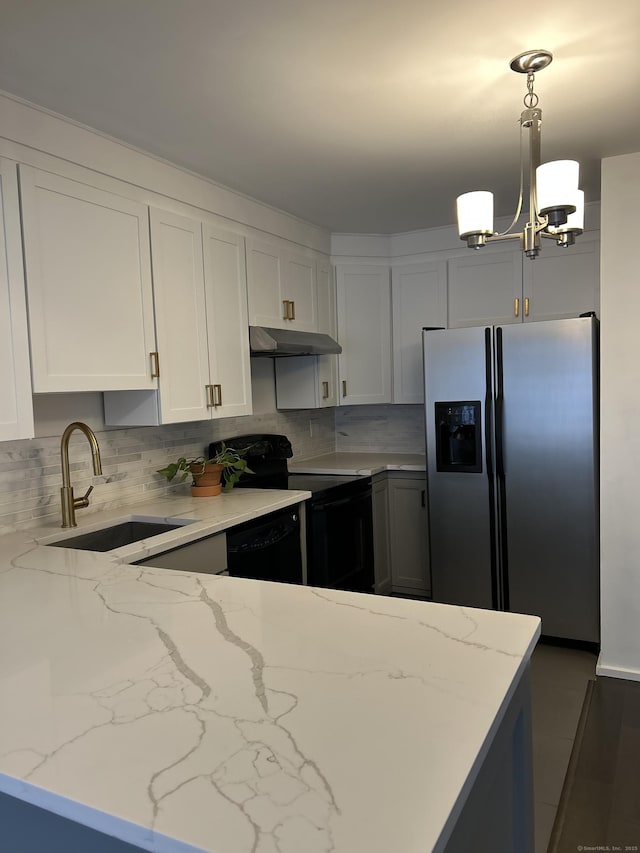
[[47, 519, 192, 552]]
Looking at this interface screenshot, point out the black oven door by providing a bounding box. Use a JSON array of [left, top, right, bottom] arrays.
[[306, 479, 374, 594]]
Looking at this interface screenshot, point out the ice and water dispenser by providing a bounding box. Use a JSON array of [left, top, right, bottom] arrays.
[[434, 401, 482, 473]]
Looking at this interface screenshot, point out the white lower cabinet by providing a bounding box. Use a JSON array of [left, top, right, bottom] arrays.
[[104, 210, 251, 425], [373, 472, 430, 597], [19, 165, 157, 392], [372, 475, 392, 595], [336, 265, 391, 405], [388, 473, 430, 596], [0, 159, 34, 441]]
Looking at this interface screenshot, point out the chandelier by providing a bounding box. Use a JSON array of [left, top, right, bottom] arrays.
[[456, 50, 584, 260]]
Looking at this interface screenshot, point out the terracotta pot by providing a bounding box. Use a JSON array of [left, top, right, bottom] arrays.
[[189, 462, 223, 497]]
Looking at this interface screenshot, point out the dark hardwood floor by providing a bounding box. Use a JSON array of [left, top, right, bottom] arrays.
[[549, 676, 640, 852]]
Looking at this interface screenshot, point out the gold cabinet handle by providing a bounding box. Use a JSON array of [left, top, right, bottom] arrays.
[[282, 300, 289, 320], [150, 352, 160, 378], [514, 297, 520, 318], [322, 380, 329, 399], [283, 299, 295, 320], [213, 384, 223, 406], [524, 296, 530, 317], [290, 300, 296, 320], [205, 384, 215, 408], [342, 380, 347, 398]]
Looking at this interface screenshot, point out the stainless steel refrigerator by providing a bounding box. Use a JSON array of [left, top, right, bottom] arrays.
[[423, 316, 599, 644]]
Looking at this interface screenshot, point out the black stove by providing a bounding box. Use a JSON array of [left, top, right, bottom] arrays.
[[209, 434, 375, 593], [285, 472, 367, 497], [209, 434, 368, 497]]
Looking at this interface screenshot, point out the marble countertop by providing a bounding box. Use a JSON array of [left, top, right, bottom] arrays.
[[288, 451, 426, 476], [34, 487, 312, 564], [0, 486, 540, 853]]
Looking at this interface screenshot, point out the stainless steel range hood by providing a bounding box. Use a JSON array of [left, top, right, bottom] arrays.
[[249, 326, 342, 357]]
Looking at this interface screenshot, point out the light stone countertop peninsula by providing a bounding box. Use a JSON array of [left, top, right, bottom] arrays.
[[288, 451, 426, 476], [0, 486, 540, 853]]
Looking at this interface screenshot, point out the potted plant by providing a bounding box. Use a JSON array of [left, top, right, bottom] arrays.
[[157, 442, 254, 497]]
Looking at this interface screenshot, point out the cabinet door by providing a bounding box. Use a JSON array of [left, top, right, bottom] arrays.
[[203, 224, 252, 418], [448, 248, 523, 328], [283, 251, 317, 332], [389, 476, 430, 595], [149, 208, 210, 423], [19, 165, 156, 392], [392, 259, 447, 404], [523, 237, 600, 322], [317, 259, 338, 407], [0, 159, 34, 440], [372, 476, 392, 595], [246, 237, 288, 329], [336, 265, 391, 405]]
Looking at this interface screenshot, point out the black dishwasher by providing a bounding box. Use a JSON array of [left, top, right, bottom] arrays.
[[226, 505, 303, 584], [209, 434, 375, 594]]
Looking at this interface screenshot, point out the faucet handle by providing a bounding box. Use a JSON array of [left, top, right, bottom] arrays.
[[73, 485, 94, 509]]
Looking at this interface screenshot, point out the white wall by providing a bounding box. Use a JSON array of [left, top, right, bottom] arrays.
[[597, 151, 640, 680]]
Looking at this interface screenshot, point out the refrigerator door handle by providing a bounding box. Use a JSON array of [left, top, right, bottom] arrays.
[[495, 328, 505, 479], [484, 328, 494, 479], [495, 326, 510, 610], [485, 327, 499, 610]]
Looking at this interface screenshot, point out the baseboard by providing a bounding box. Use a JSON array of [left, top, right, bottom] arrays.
[[596, 656, 640, 682]]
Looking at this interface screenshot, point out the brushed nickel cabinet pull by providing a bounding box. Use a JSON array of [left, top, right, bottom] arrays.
[[205, 384, 215, 407], [322, 380, 329, 399], [214, 384, 223, 406], [150, 352, 160, 378], [514, 297, 520, 318], [524, 296, 530, 317], [342, 380, 347, 398]]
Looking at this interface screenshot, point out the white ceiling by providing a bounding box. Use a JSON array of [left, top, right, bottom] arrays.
[[0, 0, 638, 234]]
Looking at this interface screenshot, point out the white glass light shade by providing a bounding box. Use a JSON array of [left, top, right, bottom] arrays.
[[536, 160, 579, 214], [549, 190, 585, 234], [456, 191, 494, 237]]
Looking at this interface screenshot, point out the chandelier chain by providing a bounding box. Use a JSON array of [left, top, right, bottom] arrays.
[[523, 71, 539, 109]]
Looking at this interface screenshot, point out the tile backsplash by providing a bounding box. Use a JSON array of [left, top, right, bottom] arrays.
[[0, 390, 424, 534], [335, 405, 425, 454], [0, 398, 335, 535]]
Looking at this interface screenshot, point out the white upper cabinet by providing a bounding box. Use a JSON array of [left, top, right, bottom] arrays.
[[316, 258, 338, 407], [448, 247, 523, 328], [105, 210, 251, 425], [246, 237, 317, 332], [19, 165, 156, 392], [317, 259, 337, 338], [448, 238, 600, 328], [145, 208, 210, 423], [282, 250, 317, 332], [0, 159, 34, 441], [274, 258, 337, 409], [336, 265, 391, 405], [392, 260, 447, 404], [523, 237, 600, 322], [202, 222, 252, 418]]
